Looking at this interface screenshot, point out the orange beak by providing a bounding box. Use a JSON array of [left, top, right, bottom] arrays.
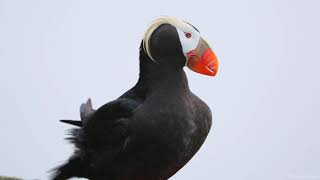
[[186, 38, 219, 76]]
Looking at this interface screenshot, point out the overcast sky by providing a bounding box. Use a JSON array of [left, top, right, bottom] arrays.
[[0, 0, 319, 179]]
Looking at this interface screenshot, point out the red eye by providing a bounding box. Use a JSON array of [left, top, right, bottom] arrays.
[[185, 32, 192, 38]]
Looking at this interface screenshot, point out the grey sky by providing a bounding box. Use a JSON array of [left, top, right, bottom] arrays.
[[0, 0, 319, 179]]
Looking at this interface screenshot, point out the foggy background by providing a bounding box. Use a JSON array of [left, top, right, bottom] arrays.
[[0, 0, 319, 179]]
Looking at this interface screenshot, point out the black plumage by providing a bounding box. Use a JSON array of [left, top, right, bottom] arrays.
[[52, 23, 213, 180]]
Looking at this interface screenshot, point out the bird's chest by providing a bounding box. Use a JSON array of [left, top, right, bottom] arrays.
[[129, 92, 211, 172], [134, 93, 199, 142]]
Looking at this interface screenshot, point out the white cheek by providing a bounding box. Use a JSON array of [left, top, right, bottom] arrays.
[[177, 28, 200, 55]]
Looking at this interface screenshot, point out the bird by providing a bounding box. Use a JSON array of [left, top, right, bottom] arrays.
[[52, 16, 219, 180]]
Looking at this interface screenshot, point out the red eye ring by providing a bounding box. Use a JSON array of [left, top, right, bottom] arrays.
[[185, 32, 192, 38]]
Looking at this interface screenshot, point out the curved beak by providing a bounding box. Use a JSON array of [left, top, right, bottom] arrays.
[[186, 37, 219, 76]]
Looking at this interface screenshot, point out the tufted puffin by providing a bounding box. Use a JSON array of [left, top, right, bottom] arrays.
[[52, 16, 219, 180]]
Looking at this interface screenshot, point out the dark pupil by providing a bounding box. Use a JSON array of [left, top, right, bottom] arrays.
[[186, 33, 191, 38]]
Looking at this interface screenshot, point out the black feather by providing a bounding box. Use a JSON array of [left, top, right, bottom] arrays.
[[51, 156, 90, 180], [60, 120, 82, 127]]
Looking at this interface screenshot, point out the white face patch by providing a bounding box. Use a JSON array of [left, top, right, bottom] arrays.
[[175, 23, 200, 56]]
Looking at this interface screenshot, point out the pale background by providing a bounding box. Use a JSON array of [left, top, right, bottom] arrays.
[[0, 0, 319, 179]]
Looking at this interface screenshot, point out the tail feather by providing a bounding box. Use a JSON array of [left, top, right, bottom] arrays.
[[59, 98, 95, 127], [54, 98, 96, 179], [60, 120, 82, 127]]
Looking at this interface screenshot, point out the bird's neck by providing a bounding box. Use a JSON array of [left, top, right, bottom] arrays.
[[137, 52, 190, 92]]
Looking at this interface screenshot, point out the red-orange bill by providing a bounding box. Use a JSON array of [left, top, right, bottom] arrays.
[[187, 48, 219, 76]]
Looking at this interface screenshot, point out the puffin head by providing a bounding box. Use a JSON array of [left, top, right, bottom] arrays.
[[143, 16, 219, 76]]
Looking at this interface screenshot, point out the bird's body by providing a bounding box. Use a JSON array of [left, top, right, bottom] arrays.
[[110, 58, 211, 180], [52, 16, 218, 180]]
